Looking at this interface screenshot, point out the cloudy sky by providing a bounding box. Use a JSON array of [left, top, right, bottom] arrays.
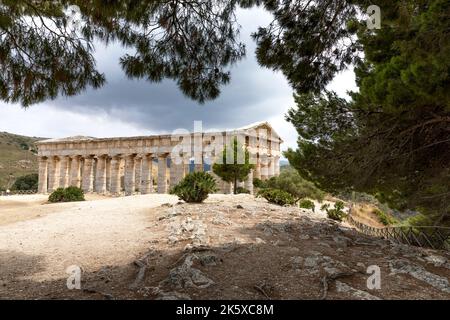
[[0, 7, 356, 152]]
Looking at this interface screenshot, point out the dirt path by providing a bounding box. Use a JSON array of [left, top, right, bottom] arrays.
[[0, 194, 178, 285], [1, 194, 449, 300]]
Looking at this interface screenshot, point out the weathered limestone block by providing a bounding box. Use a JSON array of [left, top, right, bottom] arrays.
[[124, 155, 136, 196], [82, 156, 94, 193], [110, 157, 121, 195], [158, 154, 168, 194], [59, 156, 70, 189], [47, 156, 60, 192], [95, 156, 107, 194], [38, 157, 48, 194], [69, 156, 81, 188], [245, 169, 254, 194]]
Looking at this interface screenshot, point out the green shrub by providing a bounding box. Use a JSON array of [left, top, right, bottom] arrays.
[[299, 199, 315, 212], [48, 186, 85, 203], [170, 172, 217, 203], [374, 209, 397, 226], [236, 187, 250, 194], [253, 178, 264, 188], [257, 188, 296, 206], [325, 201, 347, 222], [257, 168, 325, 202], [11, 173, 38, 191]]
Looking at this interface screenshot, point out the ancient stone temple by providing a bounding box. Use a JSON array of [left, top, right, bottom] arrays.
[[36, 122, 283, 195]]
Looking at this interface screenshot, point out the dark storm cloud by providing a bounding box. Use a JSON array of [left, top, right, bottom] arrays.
[[47, 9, 293, 133]]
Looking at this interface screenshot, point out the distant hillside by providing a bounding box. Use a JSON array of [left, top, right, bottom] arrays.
[[0, 132, 44, 190]]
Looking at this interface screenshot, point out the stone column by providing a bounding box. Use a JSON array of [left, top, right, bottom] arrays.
[[254, 156, 262, 180], [140, 155, 154, 194], [177, 157, 187, 182], [245, 169, 254, 194], [110, 156, 121, 195], [157, 154, 168, 194], [268, 157, 275, 178], [95, 155, 107, 194], [274, 156, 281, 176], [124, 154, 136, 196], [38, 157, 48, 194], [59, 156, 70, 189], [260, 153, 269, 180], [69, 156, 81, 188], [134, 156, 142, 192], [105, 157, 111, 191], [47, 156, 60, 192], [194, 152, 203, 172], [169, 158, 177, 189], [82, 156, 94, 193]]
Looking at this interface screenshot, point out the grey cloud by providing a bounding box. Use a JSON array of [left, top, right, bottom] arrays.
[[47, 9, 294, 133]]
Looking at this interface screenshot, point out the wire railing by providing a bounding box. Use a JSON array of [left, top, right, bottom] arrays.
[[347, 212, 450, 251], [0, 190, 38, 196]]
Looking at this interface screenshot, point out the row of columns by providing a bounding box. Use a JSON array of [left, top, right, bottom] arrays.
[[38, 153, 280, 195]]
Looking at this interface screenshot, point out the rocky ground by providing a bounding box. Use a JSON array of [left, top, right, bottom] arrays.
[[0, 194, 449, 300]]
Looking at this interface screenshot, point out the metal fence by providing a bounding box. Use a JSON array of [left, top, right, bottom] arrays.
[[347, 213, 450, 251], [0, 190, 38, 196]]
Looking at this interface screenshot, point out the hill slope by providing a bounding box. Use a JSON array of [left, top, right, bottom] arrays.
[[0, 132, 44, 190]]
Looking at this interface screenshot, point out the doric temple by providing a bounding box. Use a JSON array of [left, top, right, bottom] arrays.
[[36, 122, 283, 195]]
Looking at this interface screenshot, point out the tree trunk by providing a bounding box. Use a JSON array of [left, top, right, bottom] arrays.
[[234, 176, 237, 194]]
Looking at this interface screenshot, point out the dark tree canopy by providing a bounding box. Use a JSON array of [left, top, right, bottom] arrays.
[[285, 0, 450, 226], [0, 0, 246, 106]]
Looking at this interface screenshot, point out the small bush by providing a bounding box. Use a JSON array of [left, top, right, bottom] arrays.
[[299, 199, 315, 212], [170, 172, 217, 203], [236, 187, 250, 194], [255, 168, 325, 202], [325, 201, 347, 222], [11, 173, 38, 191], [374, 209, 397, 226], [48, 186, 85, 203], [257, 188, 296, 206], [253, 178, 264, 188]]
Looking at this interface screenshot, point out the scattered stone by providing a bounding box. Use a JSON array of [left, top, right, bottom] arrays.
[[168, 236, 179, 245], [212, 213, 231, 226], [236, 205, 244, 209], [161, 255, 215, 290], [424, 255, 448, 268], [195, 252, 221, 267], [335, 281, 382, 300], [290, 256, 304, 268], [332, 235, 352, 249], [255, 238, 266, 244], [389, 259, 450, 293]]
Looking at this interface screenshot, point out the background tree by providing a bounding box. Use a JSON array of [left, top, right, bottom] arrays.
[[285, 0, 450, 226], [213, 137, 254, 194], [11, 173, 38, 191]]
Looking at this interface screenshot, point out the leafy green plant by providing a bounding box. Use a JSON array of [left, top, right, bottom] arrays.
[[324, 201, 347, 222], [253, 178, 264, 189], [11, 173, 38, 191], [257, 188, 296, 206], [236, 187, 250, 194], [374, 209, 397, 226], [170, 172, 217, 203], [212, 137, 254, 194], [48, 187, 85, 203], [299, 199, 315, 212], [257, 168, 325, 202]]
